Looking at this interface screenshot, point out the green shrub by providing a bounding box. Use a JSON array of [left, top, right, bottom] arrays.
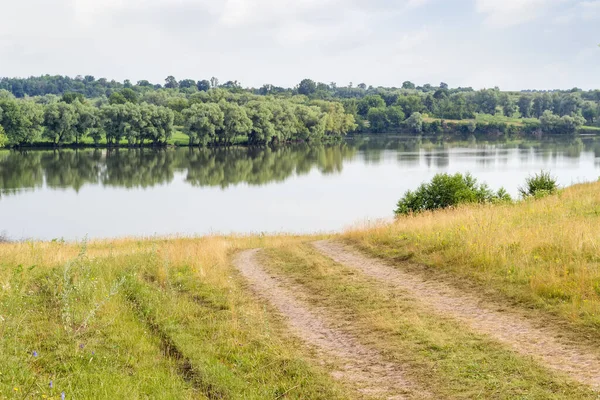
[[395, 173, 511, 215], [0, 126, 7, 148], [518, 171, 558, 199]]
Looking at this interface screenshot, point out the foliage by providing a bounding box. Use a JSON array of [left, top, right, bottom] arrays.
[[0, 75, 598, 146], [404, 112, 423, 133], [0, 97, 44, 145], [540, 110, 586, 135], [518, 171, 558, 198], [183, 103, 224, 146], [0, 125, 6, 148], [346, 180, 600, 338], [43, 102, 77, 145], [395, 173, 510, 215], [298, 78, 317, 96]]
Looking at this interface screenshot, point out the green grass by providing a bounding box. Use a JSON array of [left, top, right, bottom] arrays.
[[581, 126, 600, 132], [169, 130, 190, 145], [261, 244, 597, 399], [424, 113, 539, 127], [474, 113, 538, 126], [23, 129, 190, 148], [0, 237, 351, 399], [19, 131, 260, 149], [4, 183, 600, 398], [344, 182, 600, 334]]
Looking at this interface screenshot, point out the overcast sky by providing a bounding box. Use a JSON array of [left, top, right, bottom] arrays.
[[0, 0, 598, 90]]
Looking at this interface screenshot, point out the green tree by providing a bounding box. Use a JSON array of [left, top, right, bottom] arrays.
[[317, 101, 357, 137], [366, 107, 389, 133], [517, 95, 532, 118], [271, 101, 298, 142], [404, 112, 423, 133], [294, 104, 326, 140], [246, 100, 276, 144], [358, 95, 385, 117], [179, 79, 197, 89], [102, 103, 132, 145], [385, 106, 405, 130], [73, 101, 101, 145], [582, 102, 598, 124], [540, 110, 585, 134], [197, 80, 211, 92], [298, 79, 317, 96], [474, 89, 499, 115], [0, 98, 44, 145], [395, 95, 424, 117], [62, 92, 85, 104], [137, 80, 153, 87], [0, 125, 6, 148], [120, 88, 138, 103], [164, 76, 179, 89], [499, 93, 517, 117], [183, 103, 225, 146], [108, 91, 127, 105], [140, 104, 175, 145], [402, 81, 416, 90], [218, 101, 252, 144], [43, 102, 77, 145], [558, 93, 583, 116]]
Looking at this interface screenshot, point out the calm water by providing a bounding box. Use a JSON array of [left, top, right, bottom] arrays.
[[1, 137, 599, 240]]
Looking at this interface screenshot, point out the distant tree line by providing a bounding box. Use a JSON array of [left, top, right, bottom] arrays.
[[0, 86, 356, 148], [1, 75, 599, 148]]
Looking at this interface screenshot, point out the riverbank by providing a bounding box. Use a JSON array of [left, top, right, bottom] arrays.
[[3, 123, 600, 151], [2, 182, 600, 398]]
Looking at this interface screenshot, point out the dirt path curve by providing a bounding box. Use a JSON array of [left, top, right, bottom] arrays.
[[234, 249, 425, 400], [313, 240, 600, 389]]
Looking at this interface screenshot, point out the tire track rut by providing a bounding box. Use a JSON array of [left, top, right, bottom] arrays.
[[313, 240, 600, 389], [234, 249, 425, 400]]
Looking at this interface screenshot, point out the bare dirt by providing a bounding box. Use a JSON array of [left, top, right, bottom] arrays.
[[313, 240, 600, 389], [233, 249, 426, 400]]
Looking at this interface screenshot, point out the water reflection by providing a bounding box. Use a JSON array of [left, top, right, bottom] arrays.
[[1, 136, 600, 240], [0, 144, 357, 195], [1, 137, 599, 196]]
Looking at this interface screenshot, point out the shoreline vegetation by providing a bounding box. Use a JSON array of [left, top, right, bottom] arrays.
[[1, 75, 599, 150], [2, 179, 600, 398]]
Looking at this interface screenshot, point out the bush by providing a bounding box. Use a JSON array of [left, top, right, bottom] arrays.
[[518, 171, 558, 199], [0, 126, 6, 148], [395, 173, 511, 215]]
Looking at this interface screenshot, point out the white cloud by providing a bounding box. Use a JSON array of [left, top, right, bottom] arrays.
[[475, 0, 561, 27], [406, 0, 431, 9], [580, 0, 600, 19], [0, 0, 598, 90], [219, 0, 337, 26], [552, 0, 600, 24]]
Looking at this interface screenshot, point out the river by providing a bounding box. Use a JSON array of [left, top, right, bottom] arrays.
[[1, 136, 599, 240]]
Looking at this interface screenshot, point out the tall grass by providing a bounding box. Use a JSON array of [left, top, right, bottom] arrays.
[[344, 181, 600, 330], [0, 235, 349, 399]]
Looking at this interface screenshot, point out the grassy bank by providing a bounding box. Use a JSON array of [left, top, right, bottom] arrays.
[[3, 182, 600, 398], [260, 244, 596, 399], [344, 181, 600, 332], [0, 236, 351, 399]]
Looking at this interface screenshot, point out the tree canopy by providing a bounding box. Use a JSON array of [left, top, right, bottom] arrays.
[[0, 75, 597, 148]]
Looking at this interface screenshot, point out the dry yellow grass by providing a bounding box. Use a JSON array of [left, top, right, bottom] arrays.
[[344, 181, 600, 329], [0, 234, 349, 399]]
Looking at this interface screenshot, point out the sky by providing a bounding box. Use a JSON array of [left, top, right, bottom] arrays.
[[0, 0, 598, 90]]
